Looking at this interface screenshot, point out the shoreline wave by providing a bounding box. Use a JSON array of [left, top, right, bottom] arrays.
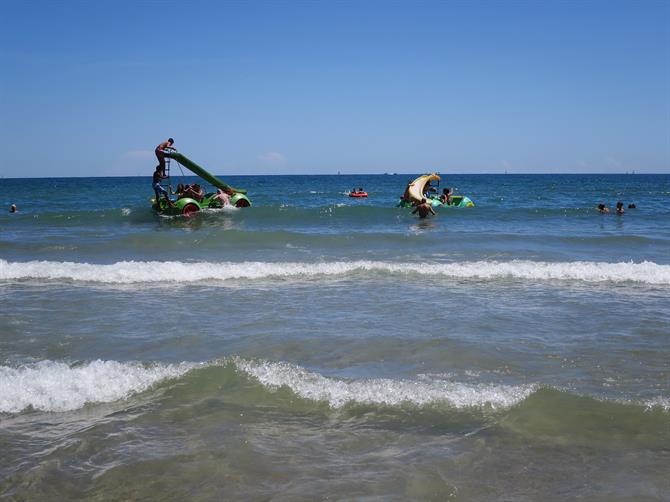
[[0, 360, 200, 413], [1, 358, 667, 415], [1, 258, 669, 285]]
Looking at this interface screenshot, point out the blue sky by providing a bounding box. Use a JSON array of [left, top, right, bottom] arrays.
[[1, 0, 668, 177]]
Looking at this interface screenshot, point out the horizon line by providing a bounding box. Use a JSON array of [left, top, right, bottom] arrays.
[[1, 171, 668, 180]]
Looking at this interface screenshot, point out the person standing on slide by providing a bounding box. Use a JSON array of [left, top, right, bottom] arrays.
[[155, 138, 175, 176]]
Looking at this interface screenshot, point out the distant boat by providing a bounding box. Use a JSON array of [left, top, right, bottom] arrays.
[[384, 172, 398, 175]]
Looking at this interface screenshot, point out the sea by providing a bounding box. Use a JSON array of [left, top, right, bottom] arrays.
[[1, 173, 669, 500]]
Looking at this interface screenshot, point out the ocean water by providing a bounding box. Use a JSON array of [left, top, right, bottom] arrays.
[[1, 173, 669, 500]]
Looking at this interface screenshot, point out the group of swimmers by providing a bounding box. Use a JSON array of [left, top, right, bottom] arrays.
[[422, 186, 454, 204], [598, 202, 636, 215], [173, 183, 232, 205]]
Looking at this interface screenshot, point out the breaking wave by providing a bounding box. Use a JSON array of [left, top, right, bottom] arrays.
[[1, 258, 669, 285], [0, 360, 200, 413], [2, 358, 667, 416], [234, 358, 534, 409], [0, 358, 533, 414]]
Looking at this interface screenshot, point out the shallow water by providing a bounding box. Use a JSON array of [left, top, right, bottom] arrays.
[[1, 173, 669, 500]]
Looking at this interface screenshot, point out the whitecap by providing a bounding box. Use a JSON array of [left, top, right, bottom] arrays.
[[234, 358, 534, 409], [1, 259, 668, 285], [0, 360, 199, 413], [645, 396, 670, 411]]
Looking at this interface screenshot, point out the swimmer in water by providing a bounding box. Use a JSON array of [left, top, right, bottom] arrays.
[[412, 198, 436, 219], [214, 188, 232, 207]]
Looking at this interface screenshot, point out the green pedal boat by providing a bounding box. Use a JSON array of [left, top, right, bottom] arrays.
[[152, 151, 251, 216]]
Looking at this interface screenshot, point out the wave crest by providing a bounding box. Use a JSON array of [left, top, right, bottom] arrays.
[[0, 358, 532, 414], [235, 359, 535, 409], [2, 358, 667, 416], [0, 360, 199, 413], [1, 259, 668, 285]]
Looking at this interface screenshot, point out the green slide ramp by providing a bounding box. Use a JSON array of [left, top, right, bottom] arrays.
[[164, 151, 247, 194]]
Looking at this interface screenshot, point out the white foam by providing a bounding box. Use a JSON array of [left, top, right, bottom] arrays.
[[0, 360, 199, 413], [203, 205, 239, 213], [1, 258, 668, 285], [645, 396, 670, 411], [234, 358, 534, 409]]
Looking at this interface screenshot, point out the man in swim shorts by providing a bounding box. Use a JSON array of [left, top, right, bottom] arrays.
[[155, 138, 174, 176]]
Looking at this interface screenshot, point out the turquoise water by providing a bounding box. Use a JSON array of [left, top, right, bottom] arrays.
[[1, 173, 669, 500]]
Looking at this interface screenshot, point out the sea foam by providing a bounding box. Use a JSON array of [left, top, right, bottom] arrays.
[[0, 360, 198, 413], [1, 358, 532, 414], [235, 358, 534, 409], [2, 358, 665, 415], [645, 396, 670, 411], [0, 258, 669, 285]]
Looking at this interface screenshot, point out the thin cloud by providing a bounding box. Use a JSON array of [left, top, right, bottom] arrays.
[[259, 152, 286, 163]]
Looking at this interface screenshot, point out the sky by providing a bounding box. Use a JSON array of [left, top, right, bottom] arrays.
[[0, 0, 669, 177]]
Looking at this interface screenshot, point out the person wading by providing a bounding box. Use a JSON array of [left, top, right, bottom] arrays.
[[412, 198, 436, 219]]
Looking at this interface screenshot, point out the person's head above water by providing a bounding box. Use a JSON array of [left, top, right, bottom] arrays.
[[9, 204, 16, 213]]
